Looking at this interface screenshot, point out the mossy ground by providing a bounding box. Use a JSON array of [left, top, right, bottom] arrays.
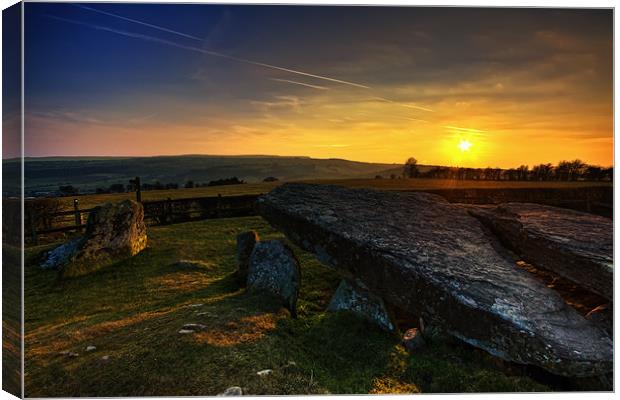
[[24, 216, 551, 396]]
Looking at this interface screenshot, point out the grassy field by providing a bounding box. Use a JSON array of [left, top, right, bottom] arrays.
[[24, 216, 551, 396], [56, 178, 611, 210]]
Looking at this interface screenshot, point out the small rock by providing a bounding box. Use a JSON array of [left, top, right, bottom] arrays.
[[196, 311, 211, 316], [218, 386, 243, 396], [327, 280, 396, 331], [236, 231, 260, 284], [247, 240, 300, 317], [256, 369, 273, 377], [182, 323, 206, 331], [59, 350, 79, 357], [85, 345, 97, 352], [403, 328, 426, 352], [101, 355, 110, 361], [178, 329, 195, 334], [188, 303, 204, 308]]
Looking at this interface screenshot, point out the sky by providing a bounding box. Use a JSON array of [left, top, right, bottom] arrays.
[[16, 3, 613, 167]]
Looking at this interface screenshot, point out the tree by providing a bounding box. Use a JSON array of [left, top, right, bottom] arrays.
[[184, 180, 195, 189], [59, 185, 79, 196], [403, 157, 419, 178], [263, 176, 279, 182]]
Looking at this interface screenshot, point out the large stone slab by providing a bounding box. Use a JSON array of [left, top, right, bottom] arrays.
[[42, 200, 147, 277], [257, 184, 612, 377], [468, 203, 612, 301]]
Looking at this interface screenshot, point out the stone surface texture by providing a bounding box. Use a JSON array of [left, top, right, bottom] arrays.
[[236, 231, 260, 283], [327, 279, 396, 331], [42, 200, 147, 277], [247, 240, 301, 317], [257, 183, 612, 377], [468, 203, 612, 300]]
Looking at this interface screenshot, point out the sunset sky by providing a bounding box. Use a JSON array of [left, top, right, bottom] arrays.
[[18, 4, 613, 167]]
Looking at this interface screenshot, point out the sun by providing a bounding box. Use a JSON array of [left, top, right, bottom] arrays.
[[458, 140, 472, 152]]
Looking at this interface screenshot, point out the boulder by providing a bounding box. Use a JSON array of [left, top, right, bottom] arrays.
[[236, 231, 260, 284], [257, 184, 612, 377], [327, 279, 396, 331], [42, 200, 147, 277], [468, 203, 612, 300], [247, 240, 300, 317]]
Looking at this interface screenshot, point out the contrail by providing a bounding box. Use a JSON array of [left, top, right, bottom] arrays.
[[270, 78, 330, 90], [49, 14, 370, 89], [443, 126, 485, 133], [373, 96, 434, 112], [75, 4, 203, 41]]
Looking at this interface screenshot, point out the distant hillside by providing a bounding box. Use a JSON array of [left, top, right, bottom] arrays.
[[5, 155, 405, 196]]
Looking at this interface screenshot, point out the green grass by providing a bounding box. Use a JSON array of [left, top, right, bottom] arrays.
[[24, 216, 550, 396]]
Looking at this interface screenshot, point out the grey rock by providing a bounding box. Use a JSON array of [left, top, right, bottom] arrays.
[[41, 238, 81, 269], [403, 328, 426, 352], [327, 279, 396, 331], [247, 240, 300, 317], [468, 203, 613, 300], [182, 323, 207, 331], [178, 329, 195, 334], [42, 200, 147, 278], [236, 231, 260, 284], [218, 386, 243, 396], [85, 345, 96, 352], [256, 369, 273, 376], [257, 183, 612, 377]]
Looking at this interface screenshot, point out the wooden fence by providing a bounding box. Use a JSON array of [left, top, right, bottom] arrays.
[[26, 194, 261, 245]]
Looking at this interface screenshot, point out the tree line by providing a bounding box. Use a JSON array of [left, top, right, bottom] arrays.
[[58, 176, 248, 197], [402, 158, 612, 181]]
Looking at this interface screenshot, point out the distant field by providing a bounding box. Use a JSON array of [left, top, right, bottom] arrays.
[[55, 178, 611, 211]]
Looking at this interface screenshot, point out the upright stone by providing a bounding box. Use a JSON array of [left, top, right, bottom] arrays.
[[236, 230, 260, 284], [257, 183, 612, 378], [42, 200, 147, 277], [468, 203, 613, 300], [328, 279, 396, 331], [247, 240, 300, 317]]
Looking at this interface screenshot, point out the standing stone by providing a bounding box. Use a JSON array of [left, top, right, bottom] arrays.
[[469, 203, 613, 300], [236, 231, 259, 284], [247, 240, 300, 317], [42, 200, 147, 278], [327, 280, 396, 331]]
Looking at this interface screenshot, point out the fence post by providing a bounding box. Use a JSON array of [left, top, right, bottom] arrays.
[[166, 197, 172, 224], [135, 177, 142, 203], [73, 198, 82, 226], [28, 207, 38, 246]]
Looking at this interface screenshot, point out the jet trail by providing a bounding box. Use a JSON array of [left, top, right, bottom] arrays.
[[270, 78, 330, 90], [75, 5, 204, 41], [51, 14, 370, 90]]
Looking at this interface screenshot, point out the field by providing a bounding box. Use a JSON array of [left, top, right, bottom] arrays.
[[23, 217, 551, 396], [55, 178, 611, 210]]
